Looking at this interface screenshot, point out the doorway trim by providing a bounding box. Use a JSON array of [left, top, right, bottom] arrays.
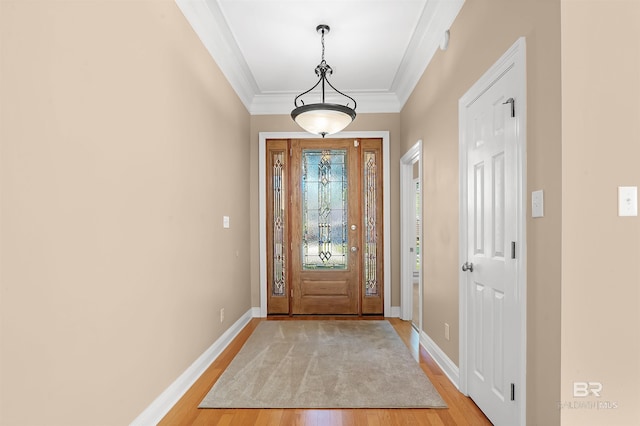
[[400, 140, 422, 330], [458, 37, 527, 424], [259, 131, 391, 317]]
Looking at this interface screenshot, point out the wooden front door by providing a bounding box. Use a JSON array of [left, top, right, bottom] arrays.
[[266, 138, 383, 315]]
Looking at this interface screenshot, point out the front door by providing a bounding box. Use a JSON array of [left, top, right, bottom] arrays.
[[266, 138, 383, 315], [291, 139, 358, 314]]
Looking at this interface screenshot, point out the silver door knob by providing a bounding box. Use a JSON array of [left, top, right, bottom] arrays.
[[461, 262, 474, 272], [351, 246, 358, 252]]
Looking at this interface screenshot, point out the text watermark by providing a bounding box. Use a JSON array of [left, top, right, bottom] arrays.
[[557, 382, 619, 411]]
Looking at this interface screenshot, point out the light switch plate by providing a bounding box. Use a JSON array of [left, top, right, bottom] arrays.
[[532, 190, 544, 218], [618, 187, 638, 217], [223, 216, 230, 228]]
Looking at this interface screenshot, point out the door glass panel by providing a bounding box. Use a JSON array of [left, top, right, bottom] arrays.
[[364, 151, 379, 296], [302, 149, 348, 270], [271, 152, 286, 296]]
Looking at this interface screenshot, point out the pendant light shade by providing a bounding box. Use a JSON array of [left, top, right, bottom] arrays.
[[292, 104, 356, 137], [291, 25, 357, 138]]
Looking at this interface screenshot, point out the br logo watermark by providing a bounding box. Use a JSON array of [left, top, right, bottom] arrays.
[[573, 381, 602, 397], [557, 382, 619, 410]]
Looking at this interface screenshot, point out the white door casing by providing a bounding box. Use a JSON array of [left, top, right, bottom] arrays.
[[412, 178, 420, 277], [459, 38, 527, 426], [401, 141, 422, 326]]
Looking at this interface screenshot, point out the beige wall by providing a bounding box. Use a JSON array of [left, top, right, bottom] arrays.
[[400, 0, 562, 424], [561, 1, 640, 425], [249, 114, 402, 309], [0, 1, 250, 425]]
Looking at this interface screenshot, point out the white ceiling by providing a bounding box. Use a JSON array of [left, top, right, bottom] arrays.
[[175, 0, 464, 114]]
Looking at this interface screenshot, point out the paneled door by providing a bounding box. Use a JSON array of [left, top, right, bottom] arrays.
[[460, 39, 525, 426], [266, 138, 383, 315]]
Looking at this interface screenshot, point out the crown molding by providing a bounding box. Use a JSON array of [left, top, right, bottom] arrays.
[[175, 0, 258, 110], [175, 0, 465, 115], [392, 0, 465, 108]]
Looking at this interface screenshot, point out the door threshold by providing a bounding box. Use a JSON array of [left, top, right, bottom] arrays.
[[266, 314, 385, 320]]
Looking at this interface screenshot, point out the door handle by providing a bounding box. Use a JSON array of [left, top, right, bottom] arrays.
[[461, 262, 474, 272], [351, 246, 358, 252]]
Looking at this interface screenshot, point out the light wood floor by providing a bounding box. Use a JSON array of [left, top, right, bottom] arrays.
[[159, 317, 492, 425]]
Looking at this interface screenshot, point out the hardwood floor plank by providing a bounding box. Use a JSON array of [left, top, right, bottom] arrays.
[[280, 409, 317, 426], [213, 412, 234, 426], [158, 317, 492, 426], [350, 409, 369, 426], [377, 409, 405, 426], [365, 409, 381, 426], [405, 409, 434, 426], [317, 409, 342, 426], [254, 408, 284, 426]]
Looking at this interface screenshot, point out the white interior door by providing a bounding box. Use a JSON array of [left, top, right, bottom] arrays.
[[460, 39, 526, 426]]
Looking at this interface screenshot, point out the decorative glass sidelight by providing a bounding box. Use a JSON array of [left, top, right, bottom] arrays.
[[272, 152, 286, 296], [302, 149, 348, 269], [364, 151, 379, 296]]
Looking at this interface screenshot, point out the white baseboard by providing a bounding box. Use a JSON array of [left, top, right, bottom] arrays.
[[130, 308, 254, 426], [251, 306, 263, 318], [419, 330, 460, 389]]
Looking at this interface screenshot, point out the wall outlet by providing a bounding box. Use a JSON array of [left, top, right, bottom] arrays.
[[445, 323, 450, 341], [220, 308, 224, 323]]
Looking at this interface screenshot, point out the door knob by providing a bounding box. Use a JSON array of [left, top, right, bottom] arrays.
[[351, 246, 358, 252], [461, 262, 474, 272]]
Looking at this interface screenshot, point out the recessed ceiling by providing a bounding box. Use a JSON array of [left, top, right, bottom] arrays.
[[176, 0, 464, 114]]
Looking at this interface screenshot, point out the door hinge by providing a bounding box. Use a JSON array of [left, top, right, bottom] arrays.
[[289, 147, 292, 157], [290, 287, 293, 298], [511, 383, 516, 401], [503, 97, 515, 118], [511, 241, 516, 259]]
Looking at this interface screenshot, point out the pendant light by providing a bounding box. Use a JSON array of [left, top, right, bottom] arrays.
[[291, 24, 357, 138]]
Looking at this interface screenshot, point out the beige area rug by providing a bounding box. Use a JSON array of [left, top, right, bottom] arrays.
[[199, 320, 447, 409]]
